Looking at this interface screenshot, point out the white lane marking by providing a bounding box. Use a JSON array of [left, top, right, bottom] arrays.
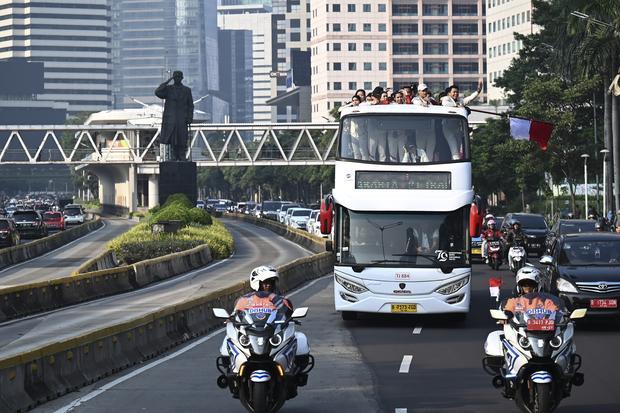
[[399, 355, 413, 373], [0, 220, 108, 276], [412, 326, 422, 335], [395, 409, 407, 413], [0, 253, 235, 328], [53, 274, 331, 413]]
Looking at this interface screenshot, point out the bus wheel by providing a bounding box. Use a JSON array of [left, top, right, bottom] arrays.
[[341, 311, 357, 321]]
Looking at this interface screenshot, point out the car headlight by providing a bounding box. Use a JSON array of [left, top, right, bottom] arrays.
[[291, 222, 299, 228], [335, 274, 368, 294], [435, 276, 470, 295], [556, 278, 578, 293]]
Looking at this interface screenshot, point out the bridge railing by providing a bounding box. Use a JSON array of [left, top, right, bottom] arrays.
[[0, 123, 340, 166]]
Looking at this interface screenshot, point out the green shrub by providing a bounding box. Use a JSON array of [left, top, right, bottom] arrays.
[[188, 207, 213, 226], [163, 193, 193, 209], [150, 205, 191, 226]]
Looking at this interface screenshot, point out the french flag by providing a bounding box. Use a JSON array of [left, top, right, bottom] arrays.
[[509, 117, 555, 151]]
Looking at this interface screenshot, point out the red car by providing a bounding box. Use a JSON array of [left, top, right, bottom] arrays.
[[43, 211, 65, 231]]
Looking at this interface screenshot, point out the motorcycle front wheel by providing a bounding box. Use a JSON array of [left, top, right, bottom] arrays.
[[251, 382, 268, 413], [533, 383, 553, 413]]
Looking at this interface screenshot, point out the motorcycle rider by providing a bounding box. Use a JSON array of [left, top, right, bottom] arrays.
[[222, 266, 311, 373], [505, 219, 527, 259], [502, 267, 559, 314], [481, 219, 503, 264]]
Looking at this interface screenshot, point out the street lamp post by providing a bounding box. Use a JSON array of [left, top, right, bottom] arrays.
[[581, 154, 590, 218], [601, 149, 610, 219]]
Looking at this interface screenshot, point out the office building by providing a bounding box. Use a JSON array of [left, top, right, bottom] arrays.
[[0, 0, 112, 115], [310, 0, 486, 122]]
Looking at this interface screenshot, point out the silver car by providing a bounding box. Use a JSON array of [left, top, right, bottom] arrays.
[[287, 208, 312, 230], [306, 210, 320, 234], [278, 203, 299, 224]]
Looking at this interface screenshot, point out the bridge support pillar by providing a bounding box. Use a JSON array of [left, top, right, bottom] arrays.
[[127, 164, 138, 213], [148, 174, 159, 209]]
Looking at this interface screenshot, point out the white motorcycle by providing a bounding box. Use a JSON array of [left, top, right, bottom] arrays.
[[508, 245, 527, 273], [213, 306, 314, 413], [483, 304, 586, 413]]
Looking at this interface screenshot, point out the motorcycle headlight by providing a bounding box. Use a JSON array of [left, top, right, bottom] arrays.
[[269, 333, 283, 347], [435, 276, 470, 295], [335, 274, 368, 294], [556, 278, 578, 293], [518, 336, 531, 349], [239, 334, 250, 347], [550, 336, 563, 349]]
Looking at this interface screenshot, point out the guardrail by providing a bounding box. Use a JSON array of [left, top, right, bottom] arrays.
[[0, 218, 103, 271]]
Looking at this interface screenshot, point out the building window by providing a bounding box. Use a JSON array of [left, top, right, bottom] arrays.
[[363, 43, 372, 51], [453, 23, 478, 35], [290, 19, 300, 28], [511, 15, 515, 26], [334, 82, 342, 90], [327, 43, 330, 51], [348, 42, 357, 51], [393, 42, 418, 55], [334, 62, 342, 71], [488, 23, 492, 33], [493, 21, 496, 32], [363, 4, 371, 12], [423, 61, 449, 74], [378, 42, 387, 51], [393, 62, 419, 74], [393, 23, 418, 35], [348, 81, 357, 90], [453, 4, 477, 16], [290, 33, 301, 41], [517, 13, 520, 24], [333, 4, 341, 12], [379, 81, 387, 88], [348, 23, 356, 32], [527, 10, 531, 21], [502, 44, 506, 54], [333, 42, 341, 51], [379, 62, 387, 70], [378, 23, 386, 32], [349, 62, 357, 70], [347, 4, 356, 12], [423, 24, 448, 35], [327, 63, 330, 71], [423, 42, 448, 55], [502, 19, 505, 30], [392, 4, 417, 16], [327, 82, 330, 90], [453, 62, 479, 74], [364, 62, 372, 71], [363, 81, 372, 90], [333, 23, 341, 32], [363, 23, 371, 32], [378, 4, 386, 12], [423, 4, 448, 16], [453, 42, 478, 55]]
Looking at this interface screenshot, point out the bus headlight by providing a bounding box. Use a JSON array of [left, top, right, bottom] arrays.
[[435, 276, 469, 295], [335, 274, 368, 294]]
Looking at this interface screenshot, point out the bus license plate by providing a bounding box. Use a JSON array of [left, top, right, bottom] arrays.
[[472, 248, 481, 255], [391, 304, 417, 313], [590, 299, 618, 309]]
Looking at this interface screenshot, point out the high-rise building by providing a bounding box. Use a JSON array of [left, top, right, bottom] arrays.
[[0, 0, 112, 115], [219, 29, 254, 123], [310, 0, 486, 122], [112, 0, 224, 120], [485, 0, 536, 103]]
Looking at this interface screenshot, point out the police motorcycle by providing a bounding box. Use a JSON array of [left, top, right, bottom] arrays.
[[213, 305, 314, 413], [482, 270, 586, 413]]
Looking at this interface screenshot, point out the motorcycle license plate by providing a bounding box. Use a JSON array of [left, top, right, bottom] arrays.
[[590, 299, 618, 309], [527, 319, 555, 331], [472, 248, 481, 255], [530, 243, 540, 248], [391, 304, 417, 313]]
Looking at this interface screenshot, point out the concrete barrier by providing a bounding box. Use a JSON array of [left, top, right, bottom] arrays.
[[0, 245, 212, 323], [0, 252, 334, 412], [229, 213, 327, 254], [74, 250, 119, 274], [0, 219, 104, 272]]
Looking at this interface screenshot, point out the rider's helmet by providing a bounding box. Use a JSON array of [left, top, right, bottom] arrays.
[[485, 213, 495, 221], [515, 266, 542, 294], [487, 219, 496, 230], [250, 265, 279, 292]]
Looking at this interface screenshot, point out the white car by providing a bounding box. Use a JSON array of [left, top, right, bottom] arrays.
[[63, 207, 85, 224], [287, 208, 312, 230], [278, 203, 299, 224], [306, 210, 320, 235]]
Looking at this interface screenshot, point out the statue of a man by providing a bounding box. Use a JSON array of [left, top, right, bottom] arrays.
[[155, 70, 194, 161]]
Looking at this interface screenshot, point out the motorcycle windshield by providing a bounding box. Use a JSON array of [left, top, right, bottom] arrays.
[[510, 293, 566, 330], [238, 308, 288, 331]]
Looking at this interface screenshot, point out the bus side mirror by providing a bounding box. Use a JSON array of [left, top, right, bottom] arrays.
[[320, 195, 333, 235]]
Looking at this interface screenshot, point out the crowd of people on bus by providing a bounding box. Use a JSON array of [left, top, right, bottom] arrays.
[[339, 81, 483, 164]]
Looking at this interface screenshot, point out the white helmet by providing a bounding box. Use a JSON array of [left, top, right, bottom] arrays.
[[485, 213, 495, 220], [515, 266, 542, 294], [249, 265, 279, 291]]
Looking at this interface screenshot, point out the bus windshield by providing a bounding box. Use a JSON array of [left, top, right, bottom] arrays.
[[339, 114, 469, 164], [335, 206, 470, 268]]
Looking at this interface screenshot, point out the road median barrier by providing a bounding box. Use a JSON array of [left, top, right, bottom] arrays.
[[74, 250, 119, 274], [0, 218, 104, 272], [0, 245, 212, 323], [0, 252, 334, 412], [228, 213, 327, 254]]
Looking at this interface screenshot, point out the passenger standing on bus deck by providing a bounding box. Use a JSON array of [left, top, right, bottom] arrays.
[[412, 84, 437, 160], [348, 95, 368, 160], [367, 87, 388, 162], [388, 92, 406, 162], [440, 82, 482, 160]]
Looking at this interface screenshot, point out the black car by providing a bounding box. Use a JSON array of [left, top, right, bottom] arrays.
[[11, 210, 48, 238], [545, 219, 596, 254], [0, 218, 20, 247], [541, 233, 620, 317], [502, 213, 548, 256]]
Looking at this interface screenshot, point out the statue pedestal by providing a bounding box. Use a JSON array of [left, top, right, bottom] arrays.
[[158, 161, 197, 206]]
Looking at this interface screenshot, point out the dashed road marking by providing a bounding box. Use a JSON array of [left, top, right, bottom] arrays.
[[399, 355, 413, 373], [412, 326, 422, 335], [395, 408, 407, 412]]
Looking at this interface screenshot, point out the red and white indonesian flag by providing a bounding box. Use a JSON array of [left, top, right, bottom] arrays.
[[509, 117, 554, 151], [489, 277, 502, 301]]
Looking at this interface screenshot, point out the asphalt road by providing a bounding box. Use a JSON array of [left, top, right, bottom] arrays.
[[0, 218, 135, 286], [0, 219, 311, 360], [33, 260, 620, 413]]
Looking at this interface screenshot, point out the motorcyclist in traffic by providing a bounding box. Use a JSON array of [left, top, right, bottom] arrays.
[[505, 220, 526, 255], [481, 219, 503, 264], [499, 267, 564, 321]]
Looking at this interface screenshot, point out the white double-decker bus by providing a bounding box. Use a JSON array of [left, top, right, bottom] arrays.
[[321, 104, 473, 320]]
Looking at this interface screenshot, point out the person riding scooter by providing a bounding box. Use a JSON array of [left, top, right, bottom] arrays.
[[505, 220, 526, 250], [481, 219, 503, 264]]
